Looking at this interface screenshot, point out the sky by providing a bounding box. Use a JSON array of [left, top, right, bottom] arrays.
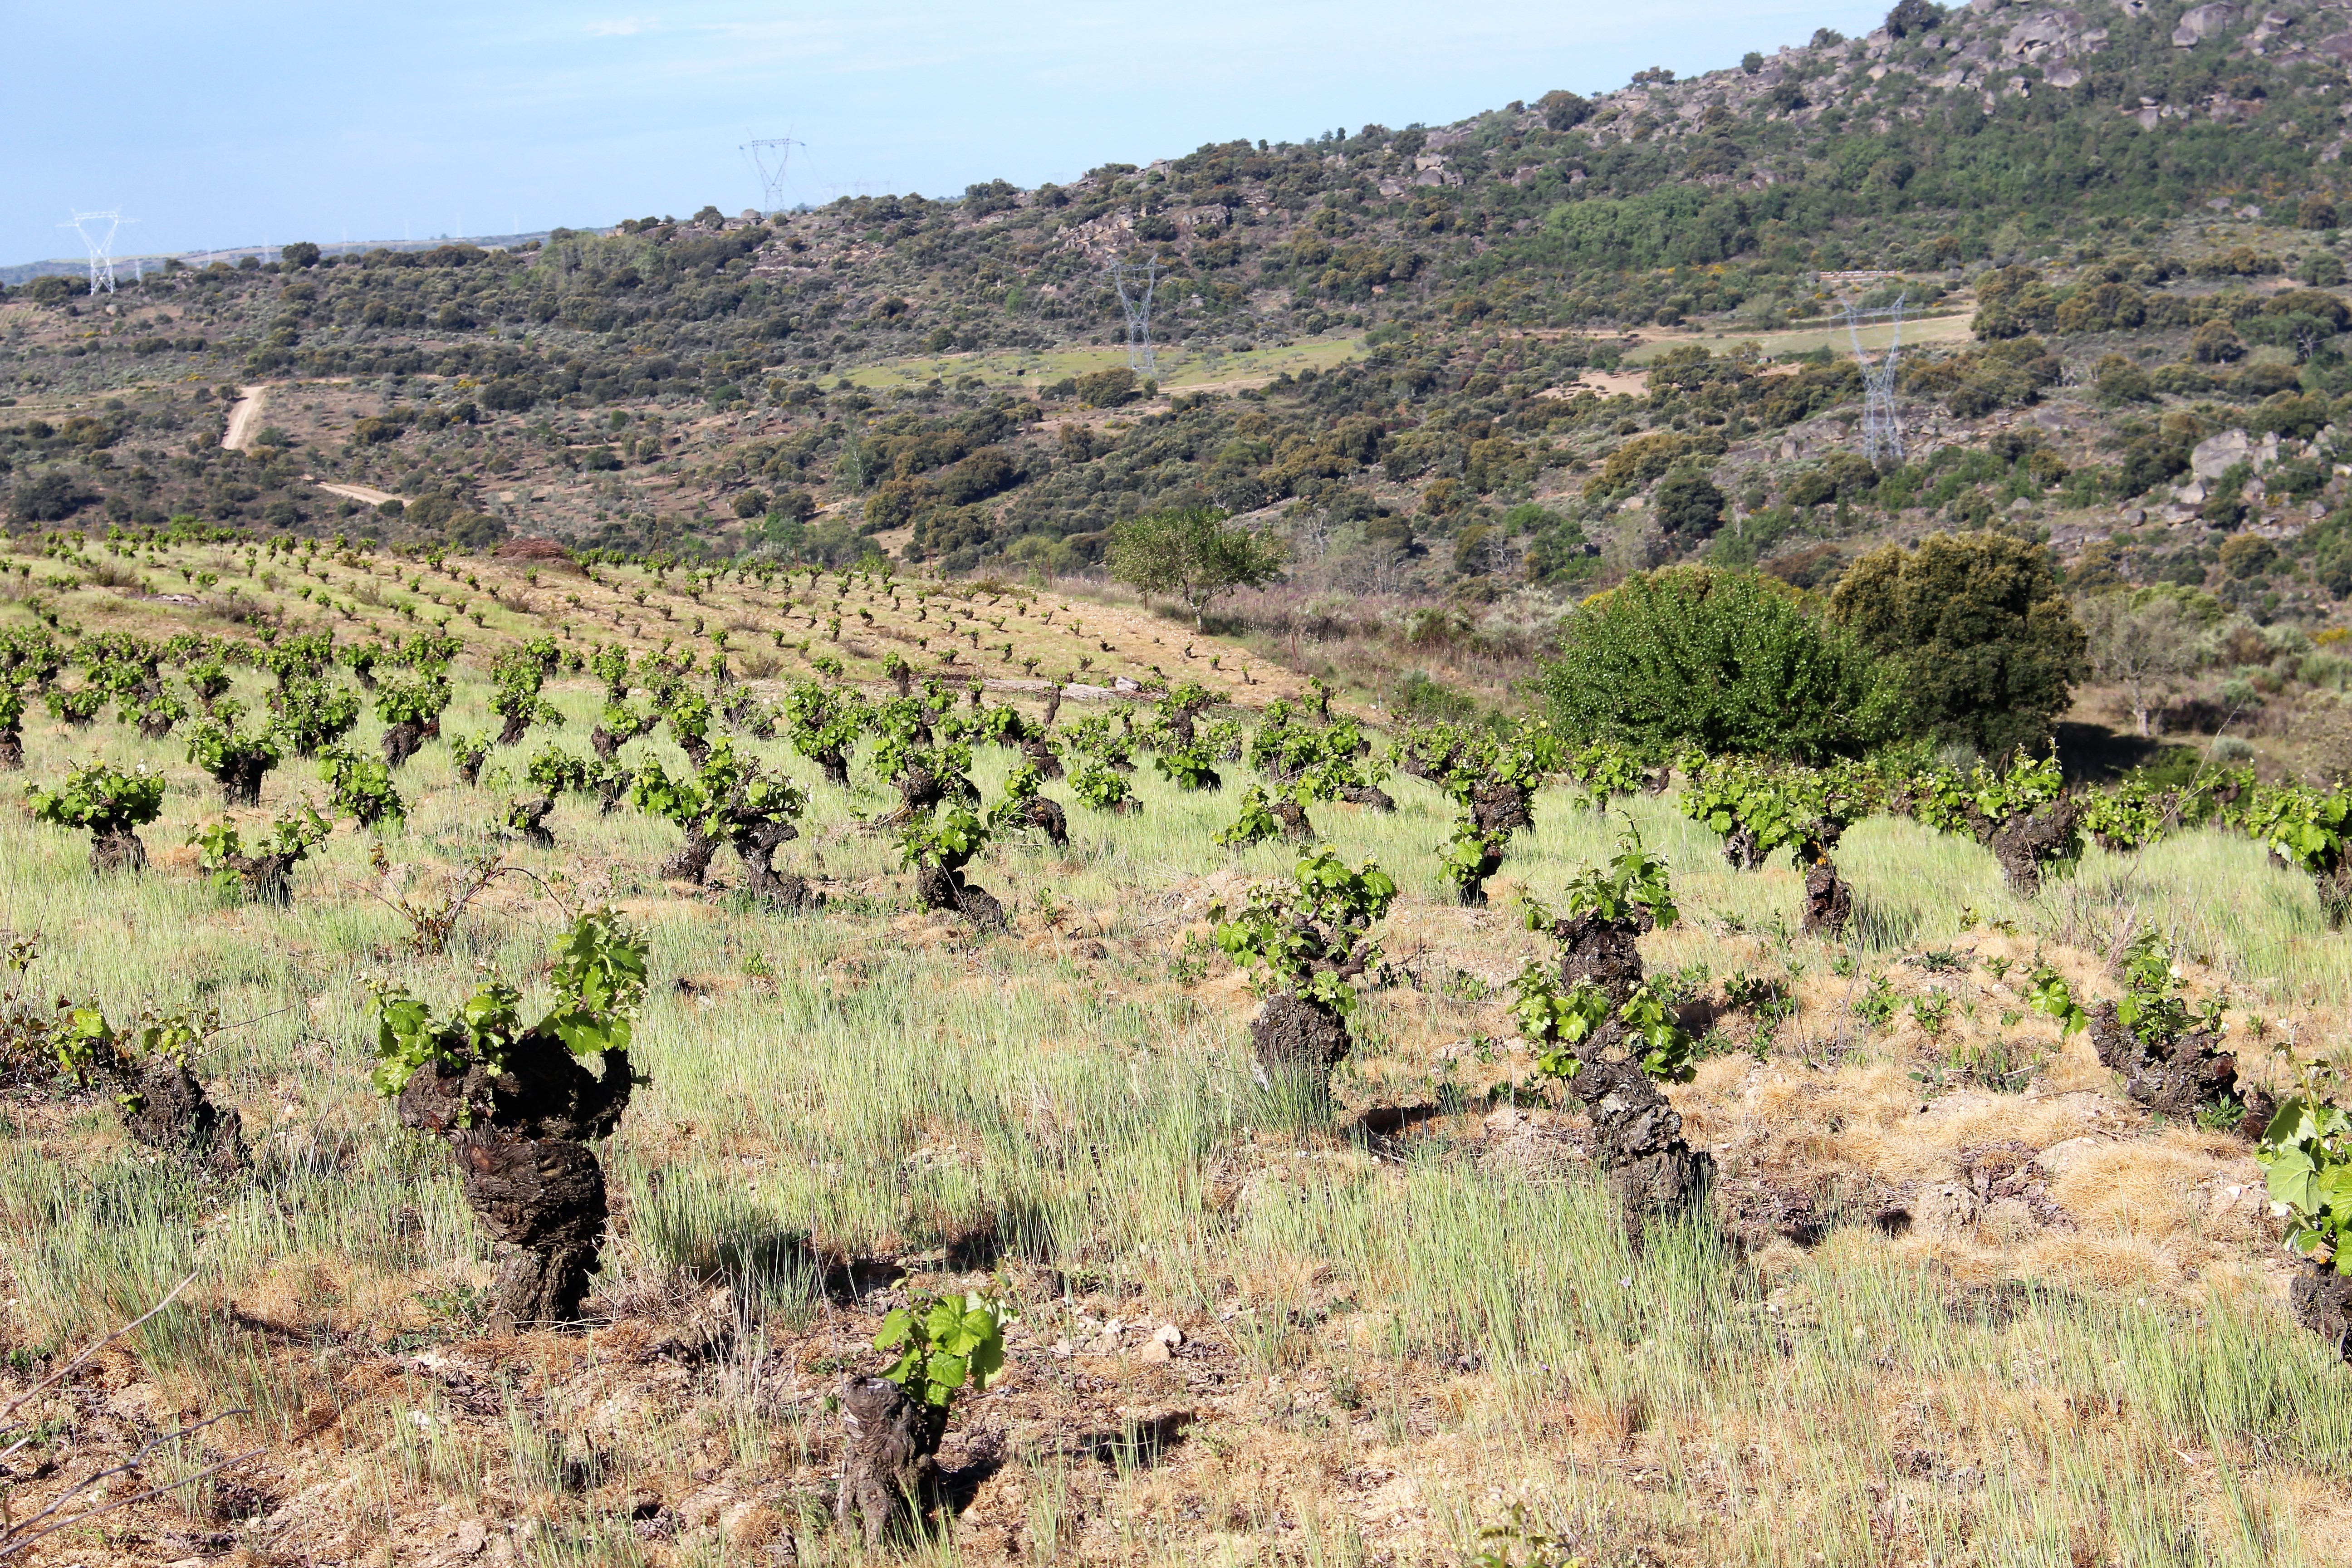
[[4, 0, 1894, 266]]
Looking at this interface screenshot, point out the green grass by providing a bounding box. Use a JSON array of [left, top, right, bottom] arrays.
[[840, 335, 1365, 395], [1620, 312, 1976, 365], [5, 655, 2352, 1563]]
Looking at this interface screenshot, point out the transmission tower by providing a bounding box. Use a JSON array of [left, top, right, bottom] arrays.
[[742, 138, 803, 214], [1841, 293, 1907, 464], [60, 210, 132, 297], [1108, 257, 1163, 377]]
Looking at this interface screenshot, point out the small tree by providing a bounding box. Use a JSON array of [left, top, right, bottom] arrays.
[[1546, 567, 1900, 760], [1107, 506, 1285, 631], [2077, 590, 2198, 738], [27, 760, 167, 874], [368, 911, 648, 1330], [186, 706, 281, 805], [1830, 532, 2087, 756]]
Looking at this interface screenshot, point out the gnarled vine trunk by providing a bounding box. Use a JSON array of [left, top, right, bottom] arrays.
[[1563, 1053, 1714, 1230], [915, 862, 1005, 930], [496, 711, 531, 747], [2291, 1263, 2352, 1362], [216, 755, 272, 807], [898, 769, 948, 816], [396, 1040, 635, 1333], [382, 720, 430, 769], [1249, 992, 1351, 1083], [510, 796, 556, 848], [1470, 781, 1533, 838], [1453, 843, 1504, 907], [662, 826, 720, 884], [122, 1058, 250, 1179], [1022, 737, 1063, 779], [1722, 827, 1764, 871], [89, 827, 148, 877], [730, 818, 801, 898], [0, 727, 20, 771], [2086, 999, 2253, 1124], [1272, 800, 1315, 841], [1547, 909, 1651, 1004], [1020, 796, 1068, 846], [1802, 858, 1852, 937], [1342, 784, 1394, 813], [836, 1375, 938, 1548], [1987, 797, 2078, 899], [222, 849, 305, 906]]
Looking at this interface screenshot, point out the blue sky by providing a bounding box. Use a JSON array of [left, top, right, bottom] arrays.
[[5, 1, 1892, 265]]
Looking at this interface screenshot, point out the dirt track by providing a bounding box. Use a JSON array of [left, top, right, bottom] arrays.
[[311, 479, 407, 507], [220, 384, 265, 451]]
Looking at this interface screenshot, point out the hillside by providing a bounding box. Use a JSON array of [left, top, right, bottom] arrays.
[[0, 4, 2347, 601], [13, 10, 2352, 1560], [1, 527, 2351, 1563]]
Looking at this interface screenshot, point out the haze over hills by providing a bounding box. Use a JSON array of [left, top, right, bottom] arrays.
[[8, 0, 2352, 642]]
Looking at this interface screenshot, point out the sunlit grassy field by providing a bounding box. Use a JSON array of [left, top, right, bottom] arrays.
[[5, 554, 2352, 1564], [838, 337, 1365, 398]]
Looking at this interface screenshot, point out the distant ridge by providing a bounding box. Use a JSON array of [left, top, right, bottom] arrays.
[[0, 230, 597, 288]]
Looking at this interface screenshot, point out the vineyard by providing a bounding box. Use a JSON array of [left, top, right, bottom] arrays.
[[4, 525, 2352, 1563]]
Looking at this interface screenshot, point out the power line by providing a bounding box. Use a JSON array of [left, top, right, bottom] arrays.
[[742, 137, 804, 214], [1107, 257, 1163, 378], [60, 210, 132, 297], [1841, 294, 1907, 465]]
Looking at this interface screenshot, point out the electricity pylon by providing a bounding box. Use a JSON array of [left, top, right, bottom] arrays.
[[61, 211, 132, 297], [1108, 257, 1163, 377]]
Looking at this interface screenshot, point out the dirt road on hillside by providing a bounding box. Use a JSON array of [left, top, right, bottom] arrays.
[[221, 385, 266, 451]]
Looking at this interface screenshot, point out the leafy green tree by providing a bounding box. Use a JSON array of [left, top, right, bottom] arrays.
[[1543, 567, 1901, 761], [1108, 506, 1285, 631], [1883, 0, 1945, 39], [1653, 469, 1726, 536], [1828, 533, 2087, 756]]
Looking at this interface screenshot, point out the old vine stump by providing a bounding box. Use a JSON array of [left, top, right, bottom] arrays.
[[836, 1376, 938, 1547]]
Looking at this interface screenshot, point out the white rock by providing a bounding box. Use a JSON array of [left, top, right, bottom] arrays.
[[2034, 1135, 2108, 1175]]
